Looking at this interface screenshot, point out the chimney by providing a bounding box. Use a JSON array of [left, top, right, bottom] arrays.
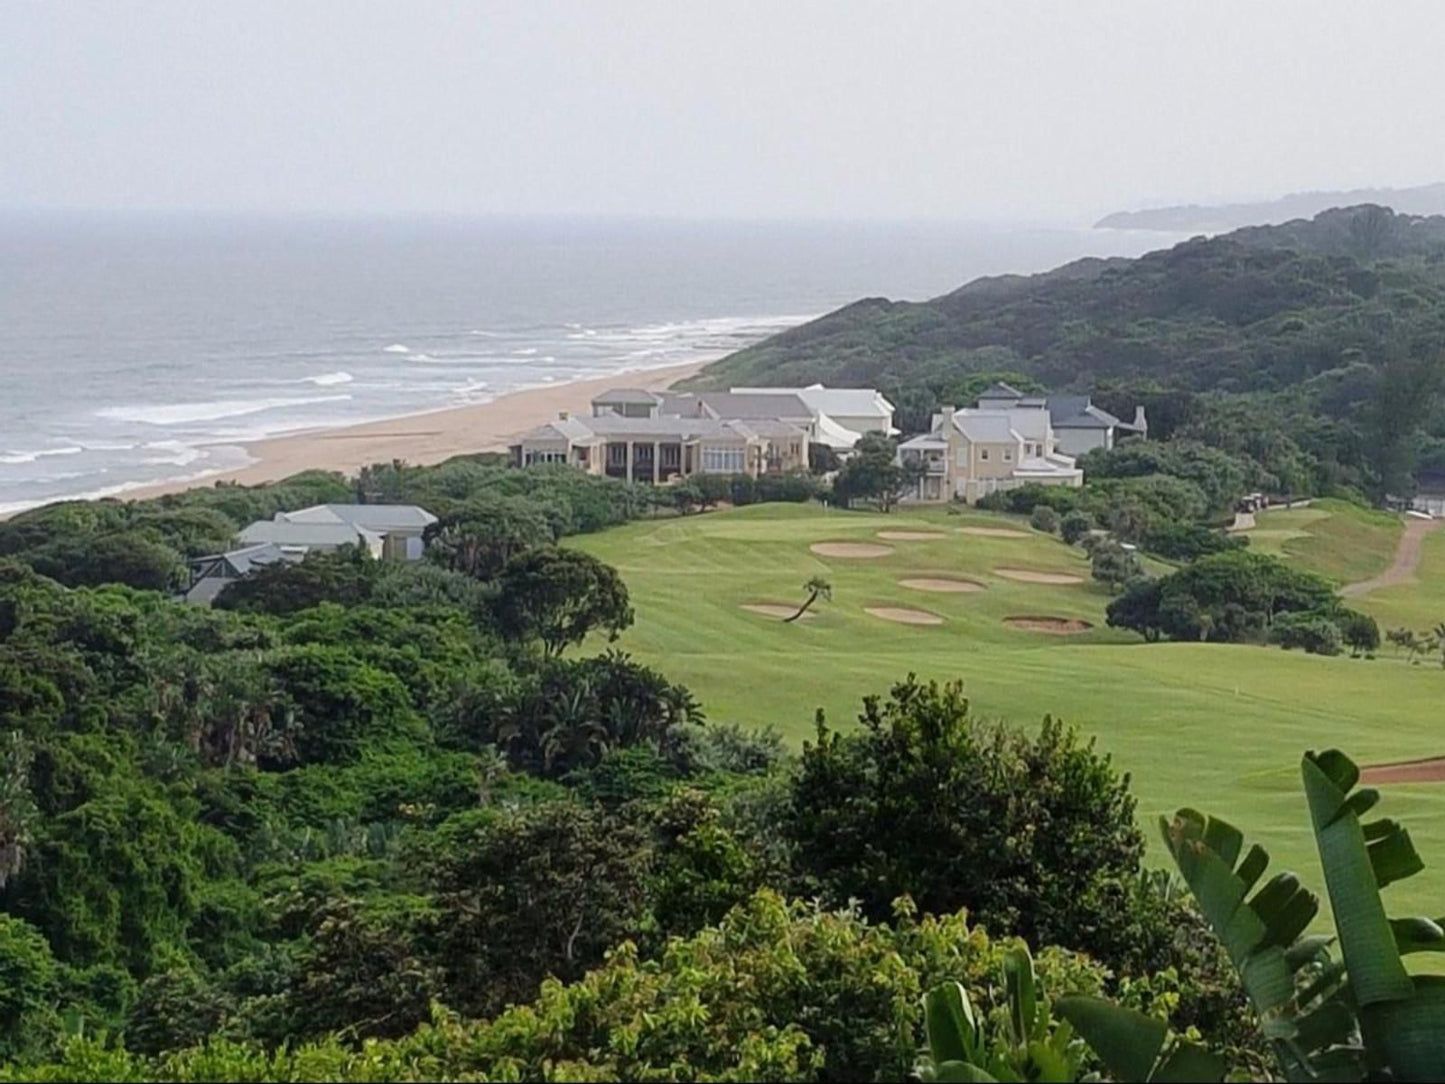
[[940, 406, 956, 432], [558, 410, 570, 421], [1133, 405, 1148, 437]]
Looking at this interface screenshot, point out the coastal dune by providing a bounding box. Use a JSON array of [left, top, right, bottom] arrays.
[[119, 361, 704, 503]]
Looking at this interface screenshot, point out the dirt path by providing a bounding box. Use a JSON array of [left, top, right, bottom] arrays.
[[1340, 516, 1442, 598], [1361, 756, 1445, 784]]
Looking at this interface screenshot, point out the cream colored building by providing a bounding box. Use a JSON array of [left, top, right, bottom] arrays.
[[898, 406, 1083, 503]]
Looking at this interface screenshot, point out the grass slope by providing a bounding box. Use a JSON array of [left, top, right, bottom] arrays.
[[1250, 498, 1403, 584], [572, 502, 1445, 918]]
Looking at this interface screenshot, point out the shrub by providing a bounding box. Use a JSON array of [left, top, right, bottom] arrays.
[[1029, 505, 1060, 533], [1060, 510, 1094, 545], [787, 675, 1146, 967], [1270, 611, 1344, 656]]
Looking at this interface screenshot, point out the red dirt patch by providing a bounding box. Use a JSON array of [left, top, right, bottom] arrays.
[[1360, 756, 1445, 784], [1004, 615, 1093, 634], [864, 606, 944, 626], [994, 567, 1084, 585]]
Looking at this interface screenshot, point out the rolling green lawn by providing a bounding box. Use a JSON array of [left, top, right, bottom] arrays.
[[1250, 498, 1403, 583], [572, 502, 1445, 920], [1357, 528, 1445, 633]]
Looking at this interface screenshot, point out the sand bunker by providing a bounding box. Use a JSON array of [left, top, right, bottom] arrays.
[[1004, 616, 1093, 634], [810, 542, 894, 558], [1361, 757, 1445, 784], [956, 527, 1029, 538], [864, 606, 944, 626], [994, 568, 1084, 585], [899, 577, 985, 593], [877, 530, 947, 541], [740, 603, 814, 621]]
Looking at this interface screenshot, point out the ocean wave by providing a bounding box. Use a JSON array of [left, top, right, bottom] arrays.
[[96, 394, 353, 427], [306, 371, 354, 386], [513, 347, 539, 356], [0, 446, 84, 465], [141, 440, 205, 467], [383, 343, 411, 354], [405, 353, 435, 362]]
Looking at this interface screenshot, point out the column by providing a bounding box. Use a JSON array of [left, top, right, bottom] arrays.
[[652, 441, 659, 484], [626, 441, 634, 482]]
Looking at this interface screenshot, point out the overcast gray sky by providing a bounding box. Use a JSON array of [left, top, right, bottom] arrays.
[[3, 0, 1441, 223]]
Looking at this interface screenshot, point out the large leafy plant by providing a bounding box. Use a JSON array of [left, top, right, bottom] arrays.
[[1160, 749, 1445, 1080]]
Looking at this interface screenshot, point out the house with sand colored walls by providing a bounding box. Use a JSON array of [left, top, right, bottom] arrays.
[[508, 384, 893, 483]]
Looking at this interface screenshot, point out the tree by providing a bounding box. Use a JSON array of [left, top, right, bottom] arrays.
[[786, 576, 831, 622], [491, 547, 633, 657], [1269, 611, 1343, 656], [420, 802, 652, 1017], [214, 546, 378, 615], [1060, 510, 1094, 545], [787, 675, 1147, 964], [1337, 609, 1380, 655], [1090, 540, 1143, 592], [424, 496, 555, 581], [832, 433, 912, 511], [0, 914, 58, 1062]]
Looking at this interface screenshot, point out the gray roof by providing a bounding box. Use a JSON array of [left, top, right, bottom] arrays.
[[730, 385, 894, 417], [238, 520, 381, 547], [585, 414, 748, 440], [692, 391, 813, 420], [952, 412, 1022, 443], [898, 434, 947, 451], [1049, 396, 1122, 429], [729, 418, 807, 439], [282, 504, 437, 530], [591, 388, 662, 405], [513, 415, 598, 443]]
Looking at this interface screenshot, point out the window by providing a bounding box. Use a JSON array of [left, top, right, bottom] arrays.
[[980, 448, 990, 461], [1003, 448, 1013, 462], [524, 449, 568, 465], [701, 446, 745, 473]]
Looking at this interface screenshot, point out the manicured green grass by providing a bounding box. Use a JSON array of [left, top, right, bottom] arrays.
[[1251, 498, 1403, 584], [572, 502, 1445, 919]]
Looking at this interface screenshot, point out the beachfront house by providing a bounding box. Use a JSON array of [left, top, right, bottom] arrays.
[[186, 503, 437, 606], [274, 503, 438, 561], [509, 383, 892, 481]]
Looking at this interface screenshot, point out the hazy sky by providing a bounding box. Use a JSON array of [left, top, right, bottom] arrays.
[[4, 0, 1442, 223]]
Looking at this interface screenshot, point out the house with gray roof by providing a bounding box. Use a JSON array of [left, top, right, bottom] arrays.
[[277, 504, 438, 560], [898, 405, 1082, 503], [974, 387, 1147, 456]]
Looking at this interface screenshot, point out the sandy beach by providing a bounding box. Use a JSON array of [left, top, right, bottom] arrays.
[[118, 361, 705, 503]]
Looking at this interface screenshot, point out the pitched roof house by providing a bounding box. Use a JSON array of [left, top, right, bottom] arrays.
[[898, 405, 1083, 504]]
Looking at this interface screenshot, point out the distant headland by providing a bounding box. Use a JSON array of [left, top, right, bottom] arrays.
[[1096, 182, 1445, 232]]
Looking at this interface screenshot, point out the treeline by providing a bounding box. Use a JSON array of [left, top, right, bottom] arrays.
[[691, 205, 1445, 500], [0, 458, 822, 596]]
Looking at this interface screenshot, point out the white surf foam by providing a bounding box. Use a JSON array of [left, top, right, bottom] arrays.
[[305, 371, 354, 386], [383, 343, 411, 354], [0, 446, 84, 465], [96, 394, 353, 427], [141, 440, 204, 467]]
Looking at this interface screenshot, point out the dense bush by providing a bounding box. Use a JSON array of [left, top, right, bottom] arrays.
[[1029, 505, 1060, 533], [1107, 550, 1337, 643], [1140, 522, 1247, 561], [787, 675, 1145, 965], [1060, 509, 1094, 544], [1270, 611, 1344, 656]]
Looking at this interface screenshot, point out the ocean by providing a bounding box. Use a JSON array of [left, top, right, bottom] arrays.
[[0, 213, 1171, 514]]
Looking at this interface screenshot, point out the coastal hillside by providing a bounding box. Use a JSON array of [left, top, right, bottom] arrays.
[[1095, 181, 1445, 232], [691, 205, 1445, 396], [689, 205, 1445, 495]]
